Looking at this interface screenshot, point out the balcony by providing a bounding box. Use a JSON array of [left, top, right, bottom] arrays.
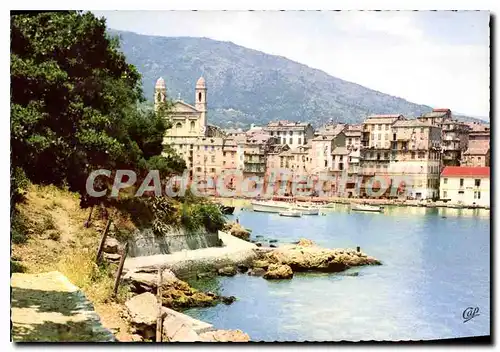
[[244, 164, 266, 173], [347, 166, 359, 174]]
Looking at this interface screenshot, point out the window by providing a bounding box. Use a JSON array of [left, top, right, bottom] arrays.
[[198, 92, 202, 102], [443, 191, 447, 198], [421, 128, 424, 133], [371, 133, 375, 140], [298, 138, 302, 145], [475, 179, 481, 187], [418, 152, 425, 159], [282, 138, 286, 144], [378, 134, 381, 140], [223, 161, 226, 166], [324, 160, 327, 167], [190, 121, 195, 131], [211, 156, 215, 163], [289, 138, 293, 144], [378, 124, 382, 131], [460, 178, 464, 187], [411, 152, 415, 160], [348, 138, 352, 144], [340, 156, 343, 161], [204, 146, 208, 151], [176, 122, 182, 129], [385, 134, 389, 140], [196, 167, 202, 172], [223, 152, 227, 157], [474, 191, 481, 199], [384, 152, 389, 159], [210, 168, 216, 173], [289, 131, 293, 136]]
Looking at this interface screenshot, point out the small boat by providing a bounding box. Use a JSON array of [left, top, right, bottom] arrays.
[[251, 200, 290, 213], [293, 204, 320, 215], [217, 204, 235, 215], [279, 210, 302, 218], [351, 204, 384, 213]]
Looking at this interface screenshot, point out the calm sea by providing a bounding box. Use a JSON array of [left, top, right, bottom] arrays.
[[185, 205, 490, 341]]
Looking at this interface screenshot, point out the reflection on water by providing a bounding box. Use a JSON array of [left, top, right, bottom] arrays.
[[186, 206, 490, 341]]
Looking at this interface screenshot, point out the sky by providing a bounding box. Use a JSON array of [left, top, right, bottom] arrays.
[[94, 10, 490, 118]]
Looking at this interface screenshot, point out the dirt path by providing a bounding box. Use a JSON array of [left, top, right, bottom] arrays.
[[11, 271, 116, 342]]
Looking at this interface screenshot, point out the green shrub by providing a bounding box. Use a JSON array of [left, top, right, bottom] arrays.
[[11, 260, 26, 273], [11, 212, 29, 244]]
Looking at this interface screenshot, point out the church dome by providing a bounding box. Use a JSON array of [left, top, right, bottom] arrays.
[[196, 76, 206, 88], [155, 77, 166, 88]]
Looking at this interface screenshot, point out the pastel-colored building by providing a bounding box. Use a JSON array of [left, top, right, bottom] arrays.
[[440, 166, 490, 207], [388, 119, 442, 199], [264, 121, 314, 148]]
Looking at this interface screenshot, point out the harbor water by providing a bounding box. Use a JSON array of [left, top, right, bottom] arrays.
[[185, 205, 490, 341]]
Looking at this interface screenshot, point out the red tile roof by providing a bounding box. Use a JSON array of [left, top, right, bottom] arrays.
[[432, 108, 451, 113], [441, 166, 490, 178]]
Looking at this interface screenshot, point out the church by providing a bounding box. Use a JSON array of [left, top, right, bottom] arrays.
[[154, 76, 225, 178]]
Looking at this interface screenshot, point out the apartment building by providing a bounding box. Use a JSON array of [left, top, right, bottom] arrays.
[[418, 108, 452, 125], [388, 120, 442, 200], [440, 166, 490, 207], [264, 121, 314, 147], [440, 120, 470, 167]]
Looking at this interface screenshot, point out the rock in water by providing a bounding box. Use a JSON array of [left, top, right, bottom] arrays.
[[252, 260, 270, 269], [236, 264, 249, 273], [297, 238, 314, 247], [247, 268, 266, 277], [200, 329, 250, 342], [103, 237, 120, 254], [223, 222, 251, 241], [218, 266, 237, 276], [263, 264, 293, 280], [265, 243, 381, 273], [221, 295, 237, 305]]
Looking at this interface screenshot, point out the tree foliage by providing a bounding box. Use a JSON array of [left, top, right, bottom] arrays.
[[10, 11, 185, 207]]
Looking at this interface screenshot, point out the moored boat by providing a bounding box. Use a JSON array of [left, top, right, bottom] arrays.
[[294, 204, 320, 215], [251, 200, 290, 213], [351, 204, 384, 213], [279, 210, 302, 218]]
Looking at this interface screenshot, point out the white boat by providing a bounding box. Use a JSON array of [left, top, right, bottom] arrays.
[[294, 204, 320, 215], [252, 200, 319, 215], [279, 210, 302, 218], [351, 204, 384, 213], [251, 200, 291, 213]]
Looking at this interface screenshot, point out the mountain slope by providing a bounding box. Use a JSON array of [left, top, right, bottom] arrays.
[[110, 30, 484, 128]]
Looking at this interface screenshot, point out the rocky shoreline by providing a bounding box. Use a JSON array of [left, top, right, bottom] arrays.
[[120, 231, 381, 342]]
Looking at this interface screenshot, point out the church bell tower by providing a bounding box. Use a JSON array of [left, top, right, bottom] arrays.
[[195, 76, 207, 135], [154, 77, 167, 112]]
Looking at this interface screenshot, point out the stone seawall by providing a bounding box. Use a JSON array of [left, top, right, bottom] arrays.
[[128, 227, 220, 258], [124, 231, 258, 279]]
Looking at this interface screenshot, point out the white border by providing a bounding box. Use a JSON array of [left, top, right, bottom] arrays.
[[2, 1, 496, 351]]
